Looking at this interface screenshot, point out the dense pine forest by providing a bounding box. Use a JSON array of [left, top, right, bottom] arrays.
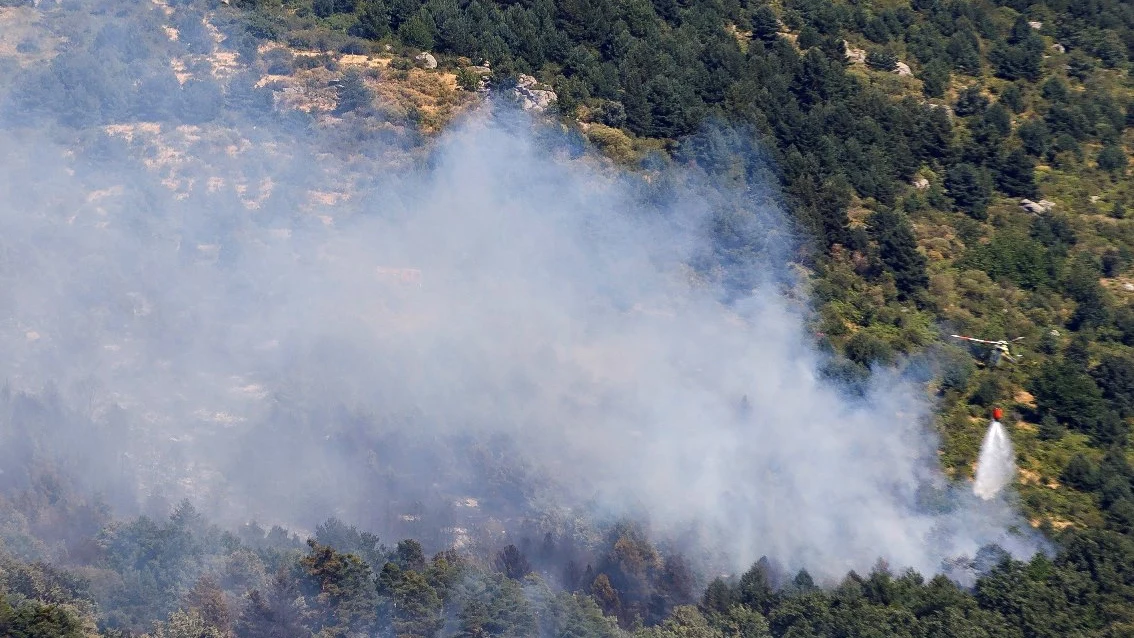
[[1, 0, 1134, 635], [1, 469, 1133, 637]]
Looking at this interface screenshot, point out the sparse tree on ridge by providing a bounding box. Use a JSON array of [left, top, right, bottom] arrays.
[[334, 68, 374, 114]]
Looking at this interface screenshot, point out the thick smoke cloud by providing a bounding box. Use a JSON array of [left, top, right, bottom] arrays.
[[0, 0, 1038, 582]]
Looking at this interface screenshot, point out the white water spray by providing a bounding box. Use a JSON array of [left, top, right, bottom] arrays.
[[973, 420, 1015, 499]]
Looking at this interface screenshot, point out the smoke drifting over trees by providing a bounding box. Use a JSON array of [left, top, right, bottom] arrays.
[[0, 0, 1036, 596]]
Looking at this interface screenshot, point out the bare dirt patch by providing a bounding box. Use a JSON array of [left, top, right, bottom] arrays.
[[1031, 517, 1074, 530], [340, 54, 391, 69], [1014, 389, 1036, 407], [0, 6, 59, 65]]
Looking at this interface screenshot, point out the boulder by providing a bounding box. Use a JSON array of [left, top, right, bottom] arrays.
[[894, 61, 912, 76], [1051, 42, 1065, 53], [912, 176, 929, 190], [1028, 20, 1042, 30], [1020, 198, 1055, 214], [842, 40, 867, 64], [513, 74, 557, 112], [414, 52, 437, 69]]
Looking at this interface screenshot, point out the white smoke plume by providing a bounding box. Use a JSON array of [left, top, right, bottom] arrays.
[[0, 0, 1040, 582]]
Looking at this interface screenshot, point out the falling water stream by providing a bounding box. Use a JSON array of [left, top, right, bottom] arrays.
[[973, 420, 1015, 500]]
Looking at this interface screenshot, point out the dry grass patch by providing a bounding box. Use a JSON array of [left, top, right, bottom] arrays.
[[374, 68, 476, 134], [0, 6, 59, 65]]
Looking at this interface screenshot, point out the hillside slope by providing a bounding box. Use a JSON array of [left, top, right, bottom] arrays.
[[4, 0, 1133, 540], [1, 0, 1134, 637], [217, 0, 1134, 535]]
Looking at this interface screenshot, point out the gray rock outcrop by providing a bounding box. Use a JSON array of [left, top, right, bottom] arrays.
[[514, 74, 556, 112]]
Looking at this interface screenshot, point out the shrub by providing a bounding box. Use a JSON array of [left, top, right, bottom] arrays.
[[866, 48, 899, 71]]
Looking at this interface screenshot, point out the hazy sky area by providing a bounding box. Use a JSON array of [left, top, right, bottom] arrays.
[[0, 0, 1040, 583]]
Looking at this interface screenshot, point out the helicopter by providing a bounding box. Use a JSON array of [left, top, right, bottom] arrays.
[[951, 334, 1024, 366]]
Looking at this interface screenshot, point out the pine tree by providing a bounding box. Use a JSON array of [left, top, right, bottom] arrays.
[[1017, 119, 1050, 157], [150, 610, 226, 638], [751, 6, 780, 43], [299, 540, 378, 634], [398, 12, 436, 50], [866, 48, 898, 71], [738, 558, 776, 615], [1091, 354, 1134, 417], [1062, 454, 1100, 491], [946, 30, 982, 74], [954, 86, 988, 116], [457, 598, 490, 638], [797, 25, 821, 49], [495, 545, 533, 580], [996, 148, 1037, 198], [183, 576, 231, 635], [920, 60, 950, 97], [869, 207, 929, 298], [701, 578, 737, 615], [945, 163, 992, 219], [1000, 83, 1025, 113], [1038, 414, 1065, 441], [396, 539, 427, 572], [991, 16, 1044, 81], [334, 69, 373, 114], [393, 571, 444, 638], [1041, 77, 1070, 101], [1098, 144, 1128, 175], [590, 574, 623, 619], [234, 573, 306, 638], [861, 48, 898, 71], [351, 0, 391, 40]]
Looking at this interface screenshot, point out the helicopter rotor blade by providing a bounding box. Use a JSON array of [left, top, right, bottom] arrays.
[[951, 335, 998, 345]]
